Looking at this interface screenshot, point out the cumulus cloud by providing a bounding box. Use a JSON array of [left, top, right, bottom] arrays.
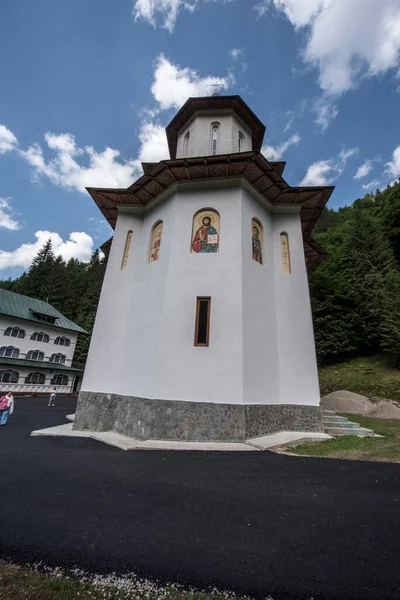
[[362, 179, 381, 191], [385, 146, 400, 180], [0, 198, 20, 231], [354, 159, 373, 180], [300, 146, 357, 186], [0, 124, 18, 154], [262, 0, 400, 96], [262, 133, 300, 161], [133, 0, 198, 32], [19, 132, 139, 193], [0, 230, 94, 271], [136, 121, 169, 163], [151, 54, 233, 111]]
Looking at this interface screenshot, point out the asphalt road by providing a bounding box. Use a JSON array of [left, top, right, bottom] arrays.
[[0, 396, 399, 600]]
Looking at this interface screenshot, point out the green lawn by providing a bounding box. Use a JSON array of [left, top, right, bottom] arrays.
[[0, 562, 263, 600], [318, 355, 400, 400], [286, 415, 400, 463]]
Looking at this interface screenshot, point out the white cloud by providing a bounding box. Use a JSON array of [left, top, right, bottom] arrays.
[[133, 0, 198, 32], [263, 0, 400, 96], [136, 121, 169, 163], [0, 198, 20, 231], [385, 146, 400, 180], [300, 146, 357, 185], [262, 133, 300, 161], [362, 179, 380, 191], [354, 159, 373, 179], [19, 132, 139, 193], [151, 54, 233, 111], [0, 124, 18, 154], [314, 98, 338, 132], [0, 230, 94, 270], [230, 48, 243, 59]]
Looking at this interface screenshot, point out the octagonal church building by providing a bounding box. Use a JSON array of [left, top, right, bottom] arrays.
[[73, 94, 334, 442]]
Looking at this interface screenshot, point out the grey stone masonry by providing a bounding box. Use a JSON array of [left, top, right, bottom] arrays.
[[74, 392, 324, 442]]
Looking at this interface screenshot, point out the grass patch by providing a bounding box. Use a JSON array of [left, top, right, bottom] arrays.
[[286, 415, 400, 463], [0, 561, 271, 600], [318, 355, 400, 400]]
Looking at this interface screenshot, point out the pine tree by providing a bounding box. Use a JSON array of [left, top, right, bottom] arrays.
[[381, 271, 400, 365], [24, 239, 55, 300]]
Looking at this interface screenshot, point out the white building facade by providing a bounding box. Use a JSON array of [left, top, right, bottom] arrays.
[[0, 289, 86, 395], [74, 95, 334, 441]]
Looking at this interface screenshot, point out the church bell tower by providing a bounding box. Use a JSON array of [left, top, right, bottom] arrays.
[[73, 95, 334, 442]]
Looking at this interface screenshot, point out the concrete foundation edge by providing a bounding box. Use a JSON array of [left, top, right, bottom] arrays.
[[73, 391, 323, 442]]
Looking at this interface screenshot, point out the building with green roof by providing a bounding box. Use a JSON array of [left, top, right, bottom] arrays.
[[0, 288, 87, 395]]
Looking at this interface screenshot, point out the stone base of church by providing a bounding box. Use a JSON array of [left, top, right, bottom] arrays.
[[73, 391, 323, 442]]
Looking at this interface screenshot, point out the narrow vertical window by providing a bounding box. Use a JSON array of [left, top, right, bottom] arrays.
[[238, 131, 245, 153], [280, 232, 291, 274], [121, 230, 132, 270], [211, 123, 219, 155], [194, 297, 211, 347], [183, 131, 190, 157], [252, 219, 263, 264]]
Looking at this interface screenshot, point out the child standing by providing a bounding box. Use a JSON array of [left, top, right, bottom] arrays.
[[48, 388, 57, 407]]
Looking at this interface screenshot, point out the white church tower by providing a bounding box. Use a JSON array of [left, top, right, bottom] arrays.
[[74, 95, 334, 441]]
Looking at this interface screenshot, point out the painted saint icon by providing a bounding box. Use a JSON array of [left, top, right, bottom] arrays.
[[191, 210, 220, 253], [252, 219, 263, 264], [149, 221, 163, 263]]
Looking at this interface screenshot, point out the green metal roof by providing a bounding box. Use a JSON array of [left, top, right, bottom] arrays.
[[0, 356, 84, 372], [0, 289, 88, 334]]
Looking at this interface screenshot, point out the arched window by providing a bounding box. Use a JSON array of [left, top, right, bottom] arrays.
[[148, 221, 163, 264], [238, 131, 245, 153], [0, 346, 19, 358], [183, 131, 190, 157], [191, 209, 220, 254], [26, 350, 45, 361], [25, 372, 45, 384], [210, 122, 220, 155], [49, 353, 66, 364], [4, 327, 25, 339], [31, 332, 49, 343], [0, 369, 19, 383], [121, 230, 133, 270], [252, 219, 263, 265], [51, 374, 68, 386], [54, 336, 70, 347], [280, 232, 291, 274]]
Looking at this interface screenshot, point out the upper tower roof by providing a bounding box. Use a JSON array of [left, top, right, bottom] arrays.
[[166, 95, 266, 159]]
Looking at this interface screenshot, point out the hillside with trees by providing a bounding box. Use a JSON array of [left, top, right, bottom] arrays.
[[1, 180, 400, 367]]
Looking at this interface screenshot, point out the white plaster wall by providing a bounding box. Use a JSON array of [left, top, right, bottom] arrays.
[[0, 316, 77, 366], [272, 213, 321, 406], [176, 113, 252, 158], [241, 190, 280, 404]]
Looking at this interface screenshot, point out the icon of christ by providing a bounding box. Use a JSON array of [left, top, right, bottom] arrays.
[[252, 225, 262, 264], [192, 215, 219, 253]]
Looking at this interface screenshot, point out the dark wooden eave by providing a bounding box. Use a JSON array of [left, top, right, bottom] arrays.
[[100, 237, 113, 258], [86, 151, 333, 273], [166, 96, 266, 159]]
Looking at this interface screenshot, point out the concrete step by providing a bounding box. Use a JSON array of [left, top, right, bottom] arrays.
[[322, 416, 350, 424], [322, 409, 336, 415], [324, 426, 374, 437], [323, 419, 359, 428]]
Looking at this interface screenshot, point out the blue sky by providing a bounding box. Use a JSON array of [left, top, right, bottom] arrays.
[[1, 0, 400, 276]]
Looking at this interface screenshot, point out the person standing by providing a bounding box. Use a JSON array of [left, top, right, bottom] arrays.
[[0, 391, 14, 426], [48, 389, 57, 407]]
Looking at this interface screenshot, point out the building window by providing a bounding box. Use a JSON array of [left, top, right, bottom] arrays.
[[31, 332, 49, 343], [0, 369, 19, 383], [0, 346, 19, 358], [50, 353, 66, 364], [25, 372, 45, 384], [121, 230, 133, 270], [26, 350, 45, 361], [252, 218, 263, 265], [54, 336, 70, 347], [191, 209, 220, 253], [183, 131, 190, 157], [4, 327, 25, 339], [194, 297, 211, 347], [238, 131, 245, 152], [280, 232, 291, 274], [51, 374, 68, 386], [148, 220, 163, 264], [31, 312, 57, 324], [210, 122, 220, 155]]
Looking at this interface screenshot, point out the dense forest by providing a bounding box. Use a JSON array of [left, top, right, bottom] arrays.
[[1, 180, 400, 366], [0, 241, 107, 364]]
